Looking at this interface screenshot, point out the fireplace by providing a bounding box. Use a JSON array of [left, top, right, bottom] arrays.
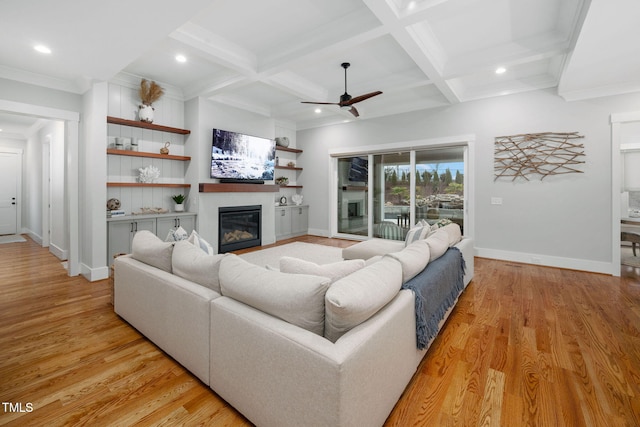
[[218, 205, 262, 253]]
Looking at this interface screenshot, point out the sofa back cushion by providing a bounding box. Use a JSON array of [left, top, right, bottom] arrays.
[[131, 230, 174, 273], [425, 228, 450, 262], [324, 256, 403, 343], [219, 255, 331, 336], [279, 257, 365, 284], [385, 239, 431, 283], [172, 241, 226, 293]]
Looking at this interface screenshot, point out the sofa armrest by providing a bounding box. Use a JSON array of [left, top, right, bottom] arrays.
[[454, 237, 474, 286], [114, 255, 220, 385], [209, 290, 421, 427]]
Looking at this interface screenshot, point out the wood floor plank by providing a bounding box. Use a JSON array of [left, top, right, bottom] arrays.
[[1, 237, 639, 426]]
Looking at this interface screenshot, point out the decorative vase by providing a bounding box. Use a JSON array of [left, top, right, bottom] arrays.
[[174, 203, 184, 212], [139, 104, 154, 123]]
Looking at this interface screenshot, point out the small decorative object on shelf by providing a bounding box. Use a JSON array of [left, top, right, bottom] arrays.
[[107, 198, 121, 210], [279, 196, 287, 205], [287, 161, 296, 167], [291, 194, 303, 205], [138, 79, 164, 123], [138, 165, 160, 183], [172, 194, 186, 212], [132, 207, 169, 215], [275, 137, 289, 147], [160, 141, 170, 155], [130, 138, 138, 151], [275, 176, 289, 186]]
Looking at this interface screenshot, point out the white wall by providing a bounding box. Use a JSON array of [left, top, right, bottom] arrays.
[[37, 121, 68, 259], [297, 88, 640, 273], [23, 134, 42, 241]]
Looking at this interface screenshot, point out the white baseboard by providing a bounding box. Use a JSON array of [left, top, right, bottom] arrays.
[[49, 243, 68, 261], [307, 228, 330, 237], [81, 263, 109, 282], [475, 247, 612, 275], [22, 228, 42, 245]]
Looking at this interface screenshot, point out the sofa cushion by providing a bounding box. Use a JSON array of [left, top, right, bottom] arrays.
[[172, 240, 226, 293], [342, 238, 405, 260], [187, 230, 214, 255], [131, 230, 174, 273], [386, 239, 431, 283], [219, 255, 331, 336], [425, 228, 449, 261], [324, 256, 403, 343], [440, 223, 462, 246], [279, 257, 365, 284]]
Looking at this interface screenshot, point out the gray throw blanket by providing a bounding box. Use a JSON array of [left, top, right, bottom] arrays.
[[401, 247, 466, 350]]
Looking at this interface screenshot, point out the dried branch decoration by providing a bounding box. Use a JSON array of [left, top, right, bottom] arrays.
[[138, 79, 164, 106], [494, 132, 585, 181]]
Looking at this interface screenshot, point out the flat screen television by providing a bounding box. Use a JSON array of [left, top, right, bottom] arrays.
[[211, 129, 275, 182]]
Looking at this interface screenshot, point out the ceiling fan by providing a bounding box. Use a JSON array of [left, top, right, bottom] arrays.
[[301, 62, 382, 117]]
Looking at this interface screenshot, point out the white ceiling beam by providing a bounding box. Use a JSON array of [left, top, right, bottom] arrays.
[[361, 0, 461, 104], [263, 71, 328, 102], [170, 22, 258, 77]]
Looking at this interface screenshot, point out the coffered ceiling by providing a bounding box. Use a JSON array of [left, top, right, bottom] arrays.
[[1, 0, 639, 133]]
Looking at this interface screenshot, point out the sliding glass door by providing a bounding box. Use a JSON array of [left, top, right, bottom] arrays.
[[372, 152, 411, 240], [415, 147, 465, 233], [337, 157, 368, 236], [335, 144, 467, 240]]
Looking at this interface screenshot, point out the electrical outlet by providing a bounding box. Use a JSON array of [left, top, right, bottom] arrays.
[[491, 197, 503, 205]]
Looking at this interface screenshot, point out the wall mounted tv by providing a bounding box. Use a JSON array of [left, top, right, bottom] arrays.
[[211, 129, 275, 183], [348, 156, 368, 182]]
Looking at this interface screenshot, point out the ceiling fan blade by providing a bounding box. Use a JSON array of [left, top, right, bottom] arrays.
[[344, 91, 383, 105], [349, 106, 359, 117], [301, 101, 340, 105]]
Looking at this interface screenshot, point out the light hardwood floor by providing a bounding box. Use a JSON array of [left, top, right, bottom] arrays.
[[1, 235, 639, 426]]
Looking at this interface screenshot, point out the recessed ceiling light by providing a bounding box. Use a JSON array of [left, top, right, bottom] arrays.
[[34, 44, 51, 54], [314, 108, 322, 114], [175, 54, 187, 63], [495, 67, 507, 74], [407, 1, 416, 10]]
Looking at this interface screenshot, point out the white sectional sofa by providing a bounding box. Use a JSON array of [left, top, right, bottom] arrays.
[[114, 225, 473, 427]]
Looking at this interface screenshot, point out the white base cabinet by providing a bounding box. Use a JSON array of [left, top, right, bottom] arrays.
[[275, 205, 308, 240], [107, 212, 196, 265]]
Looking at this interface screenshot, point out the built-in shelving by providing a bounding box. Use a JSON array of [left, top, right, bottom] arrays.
[[275, 146, 303, 189], [106, 148, 191, 161], [276, 146, 302, 154], [107, 116, 191, 135], [107, 183, 191, 188]]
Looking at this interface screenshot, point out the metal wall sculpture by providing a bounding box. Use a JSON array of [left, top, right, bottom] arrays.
[[494, 132, 585, 181]]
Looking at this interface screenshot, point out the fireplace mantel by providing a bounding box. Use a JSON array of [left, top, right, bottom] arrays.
[[199, 183, 279, 193]]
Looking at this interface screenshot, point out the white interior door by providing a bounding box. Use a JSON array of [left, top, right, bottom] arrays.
[[0, 152, 19, 235]]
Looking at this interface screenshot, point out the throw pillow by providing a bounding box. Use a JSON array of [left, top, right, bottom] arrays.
[[386, 239, 431, 283], [430, 218, 453, 231], [172, 241, 226, 294], [131, 230, 174, 273], [404, 225, 430, 247], [219, 255, 331, 336], [279, 257, 365, 284], [187, 230, 214, 255], [165, 226, 188, 242], [324, 256, 403, 343]]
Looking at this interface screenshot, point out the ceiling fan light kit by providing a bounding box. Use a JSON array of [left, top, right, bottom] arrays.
[[301, 62, 382, 117]]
